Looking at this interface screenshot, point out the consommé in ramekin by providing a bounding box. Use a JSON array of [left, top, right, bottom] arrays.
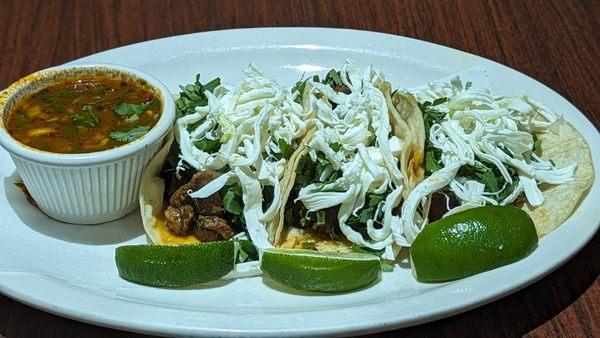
[[0, 63, 175, 224]]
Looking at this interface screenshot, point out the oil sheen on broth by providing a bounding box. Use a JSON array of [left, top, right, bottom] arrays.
[[6, 77, 161, 153]]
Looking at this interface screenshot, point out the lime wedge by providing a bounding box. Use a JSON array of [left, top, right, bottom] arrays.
[[115, 241, 235, 287], [411, 205, 538, 282], [261, 249, 380, 293]]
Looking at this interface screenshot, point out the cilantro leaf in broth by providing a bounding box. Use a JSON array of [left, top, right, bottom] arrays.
[[73, 104, 100, 128], [109, 125, 151, 142], [114, 100, 153, 117]]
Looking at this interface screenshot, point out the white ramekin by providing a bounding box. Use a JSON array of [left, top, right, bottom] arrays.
[[0, 63, 175, 224]]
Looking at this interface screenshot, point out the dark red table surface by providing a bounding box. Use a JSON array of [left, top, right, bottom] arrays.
[[0, 0, 598, 337]]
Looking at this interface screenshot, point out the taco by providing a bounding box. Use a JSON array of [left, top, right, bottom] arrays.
[[139, 64, 313, 250], [271, 62, 426, 260], [398, 75, 594, 244]]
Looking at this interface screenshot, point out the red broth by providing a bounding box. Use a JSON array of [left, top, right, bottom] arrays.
[[6, 77, 161, 153]]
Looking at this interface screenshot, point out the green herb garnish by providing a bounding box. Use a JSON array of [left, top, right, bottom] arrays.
[[315, 210, 327, 227], [420, 98, 449, 175], [330, 142, 343, 152], [425, 148, 442, 174], [323, 69, 343, 87], [291, 75, 320, 104], [233, 239, 259, 263], [347, 193, 385, 227], [533, 137, 542, 153], [457, 163, 523, 203], [194, 138, 221, 154], [278, 139, 295, 160], [176, 74, 221, 118], [222, 185, 244, 216], [63, 125, 79, 138], [114, 100, 153, 117], [301, 242, 316, 250], [73, 104, 99, 128], [109, 125, 151, 142]]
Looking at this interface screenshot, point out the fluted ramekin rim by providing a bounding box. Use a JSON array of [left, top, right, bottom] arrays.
[[0, 63, 175, 166]]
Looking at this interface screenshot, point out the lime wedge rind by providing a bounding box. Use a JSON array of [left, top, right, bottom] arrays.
[[261, 248, 381, 293], [115, 241, 235, 288], [410, 205, 538, 283]]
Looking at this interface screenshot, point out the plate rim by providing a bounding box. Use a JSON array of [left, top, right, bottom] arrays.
[[1, 27, 598, 337]]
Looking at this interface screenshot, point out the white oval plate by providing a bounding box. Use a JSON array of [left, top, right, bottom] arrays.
[[0, 28, 598, 337]]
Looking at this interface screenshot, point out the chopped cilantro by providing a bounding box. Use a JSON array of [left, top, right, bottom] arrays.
[[425, 148, 442, 174], [330, 142, 343, 152], [419, 99, 447, 137], [295, 154, 315, 187], [278, 139, 295, 159], [63, 125, 79, 138], [347, 193, 385, 229], [420, 97, 449, 176], [291, 75, 320, 104], [176, 74, 221, 118], [315, 210, 326, 226], [324, 69, 343, 87], [222, 185, 244, 216], [301, 242, 316, 250], [233, 239, 258, 263], [432, 97, 449, 106], [457, 163, 523, 203], [533, 137, 542, 153], [479, 169, 499, 192], [465, 81, 473, 90], [368, 194, 385, 207], [194, 138, 221, 154], [203, 78, 221, 93], [109, 125, 150, 142], [73, 104, 99, 128], [114, 100, 153, 117], [322, 169, 342, 185]]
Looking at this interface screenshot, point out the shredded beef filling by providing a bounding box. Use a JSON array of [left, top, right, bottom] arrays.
[[427, 191, 459, 223], [333, 84, 351, 94], [164, 171, 236, 241]]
